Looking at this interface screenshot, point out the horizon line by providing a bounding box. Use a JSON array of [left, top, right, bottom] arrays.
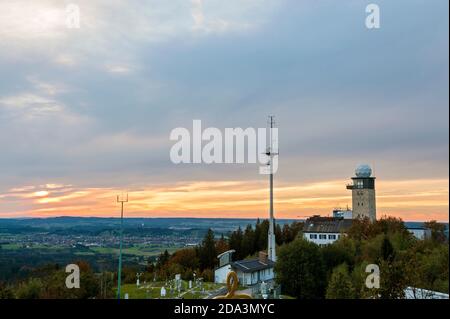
[[0, 215, 447, 223]]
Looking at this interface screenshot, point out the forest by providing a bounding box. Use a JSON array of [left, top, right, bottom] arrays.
[[0, 217, 447, 299]]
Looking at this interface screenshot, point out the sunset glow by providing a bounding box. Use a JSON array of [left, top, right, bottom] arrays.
[[0, 178, 447, 222]]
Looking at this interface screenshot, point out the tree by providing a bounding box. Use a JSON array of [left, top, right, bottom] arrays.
[[376, 238, 405, 299], [198, 229, 217, 270], [275, 223, 283, 245], [347, 217, 373, 241], [378, 259, 406, 299], [424, 221, 447, 244], [229, 227, 243, 260], [274, 238, 326, 299], [374, 216, 409, 237], [215, 234, 229, 255], [322, 237, 357, 276], [156, 250, 171, 271], [16, 278, 43, 299], [326, 263, 355, 299], [381, 235, 395, 262], [170, 248, 199, 271], [241, 225, 255, 258], [256, 220, 269, 252], [0, 282, 14, 299]]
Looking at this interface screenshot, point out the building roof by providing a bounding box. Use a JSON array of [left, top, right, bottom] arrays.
[[303, 216, 353, 233], [230, 258, 275, 273]]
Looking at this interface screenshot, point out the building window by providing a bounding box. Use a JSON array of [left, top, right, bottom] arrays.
[[319, 234, 327, 240], [329, 234, 336, 240], [310, 234, 317, 239]]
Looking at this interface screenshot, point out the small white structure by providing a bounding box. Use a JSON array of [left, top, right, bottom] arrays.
[[405, 287, 449, 299], [214, 251, 275, 286], [303, 216, 352, 246], [160, 286, 166, 297], [332, 208, 353, 219], [407, 227, 431, 240]]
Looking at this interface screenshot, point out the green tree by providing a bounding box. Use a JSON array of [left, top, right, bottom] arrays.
[[322, 237, 357, 276], [16, 278, 43, 299], [274, 238, 326, 299], [381, 235, 395, 262], [229, 226, 243, 259], [198, 229, 217, 270], [326, 263, 355, 299], [241, 225, 255, 258]]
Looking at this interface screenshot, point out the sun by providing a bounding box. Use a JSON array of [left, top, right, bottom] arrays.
[[33, 191, 49, 198]]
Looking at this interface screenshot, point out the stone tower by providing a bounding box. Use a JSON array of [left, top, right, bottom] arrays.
[[346, 164, 376, 221]]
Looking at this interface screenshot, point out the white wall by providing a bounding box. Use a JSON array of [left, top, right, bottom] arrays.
[[303, 232, 341, 245], [235, 268, 274, 286], [214, 264, 232, 284]]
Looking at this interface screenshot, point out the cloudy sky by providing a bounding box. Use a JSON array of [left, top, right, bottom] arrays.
[[0, 0, 448, 221]]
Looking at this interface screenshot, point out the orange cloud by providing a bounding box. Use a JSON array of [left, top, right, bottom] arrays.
[[0, 178, 448, 222]]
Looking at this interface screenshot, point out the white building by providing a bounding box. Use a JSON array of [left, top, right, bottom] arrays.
[[214, 251, 275, 286], [303, 216, 353, 246]]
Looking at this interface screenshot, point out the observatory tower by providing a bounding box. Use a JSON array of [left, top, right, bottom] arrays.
[[346, 164, 376, 221]]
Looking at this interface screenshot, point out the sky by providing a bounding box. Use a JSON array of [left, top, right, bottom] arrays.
[[0, 0, 448, 221]]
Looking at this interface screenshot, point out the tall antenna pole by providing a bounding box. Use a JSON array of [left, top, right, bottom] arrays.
[[267, 115, 278, 262], [116, 193, 128, 300]]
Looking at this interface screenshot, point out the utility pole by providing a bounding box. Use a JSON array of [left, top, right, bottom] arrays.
[[116, 193, 128, 300]]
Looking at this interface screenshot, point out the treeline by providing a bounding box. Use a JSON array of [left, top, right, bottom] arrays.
[[0, 262, 115, 299], [275, 217, 449, 299], [145, 219, 303, 282], [229, 219, 303, 260]]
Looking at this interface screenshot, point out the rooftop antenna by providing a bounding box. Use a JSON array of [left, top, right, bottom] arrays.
[[266, 115, 278, 262], [116, 192, 128, 300]]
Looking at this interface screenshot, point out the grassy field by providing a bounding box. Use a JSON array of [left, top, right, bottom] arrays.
[[116, 281, 225, 299], [90, 245, 181, 257], [1, 243, 182, 257]]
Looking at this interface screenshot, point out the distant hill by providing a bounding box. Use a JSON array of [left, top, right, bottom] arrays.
[[0, 217, 446, 235], [0, 217, 299, 236]]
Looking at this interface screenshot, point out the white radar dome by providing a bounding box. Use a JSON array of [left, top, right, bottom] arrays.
[[355, 164, 372, 177]]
